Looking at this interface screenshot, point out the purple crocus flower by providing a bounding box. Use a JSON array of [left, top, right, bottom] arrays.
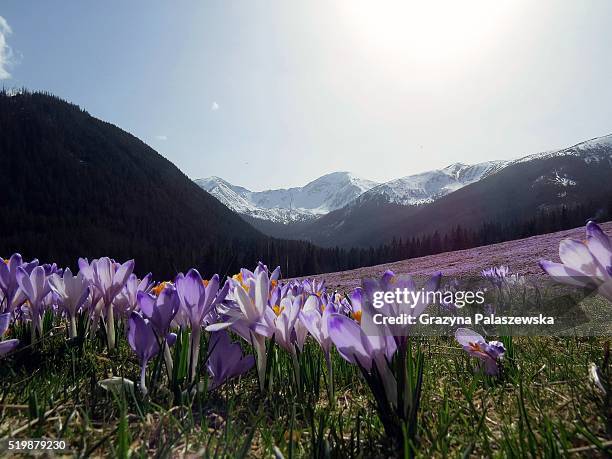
[[175, 269, 228, 382], [127, 312, 160, 395], [41, 263, 62, 276], [80, 257, 134, 350], [84, 258, 135, 307], [16, 265, 50, 341], [229, 263, 280, 292], [0, 313, 19, 357], [280, 279, 303, 299], [114, 273, 153, 317], [207, 268, 276, 392], [228, 271, 274, 390], [481, 266, 510, 287], [540, 221, 612, 301], [0, 254, 38, 312], [328, 313, 398, 405], [136, 286, 180, 376], [49, 268, 90, 338], [300, 294, 336, 401], [455, 328, 505, 376], [302, 278, 326, 297], [206, 330, 255, 390], [293, 308, 310, 353], [269, 295, 302, 354], [77, 258, 104, 332], [347, 287, 364, 322], [175, 270, 226, 330], [137, 286, 179, 337], [299, 295, 333, 357]]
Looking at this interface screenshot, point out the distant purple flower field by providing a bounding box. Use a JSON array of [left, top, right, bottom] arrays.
[[297, 221, 612, 292]]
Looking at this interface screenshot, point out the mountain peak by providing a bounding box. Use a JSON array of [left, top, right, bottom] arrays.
[[196, 171, 379, 224]]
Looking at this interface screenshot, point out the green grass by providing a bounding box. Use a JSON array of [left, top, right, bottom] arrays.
[[0, 317, 610, 458]]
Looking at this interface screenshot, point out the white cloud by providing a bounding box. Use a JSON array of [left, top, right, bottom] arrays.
[[155, 135, 168, 141], [211, 101, 219, 111], [0, 16, 13, 80]]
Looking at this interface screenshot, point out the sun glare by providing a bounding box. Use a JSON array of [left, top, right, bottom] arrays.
[[337, 0, 518, 67]]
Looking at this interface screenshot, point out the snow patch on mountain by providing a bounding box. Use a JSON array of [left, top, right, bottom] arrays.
[[195, 172, 379, 224], [355, 161, 508, 206], [515, 134, 612, 164]]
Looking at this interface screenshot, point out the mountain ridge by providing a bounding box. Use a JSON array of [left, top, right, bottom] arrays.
[[200, 133, 612, 248], [196, 171, 379, 223], [195, 160, 513, 222]]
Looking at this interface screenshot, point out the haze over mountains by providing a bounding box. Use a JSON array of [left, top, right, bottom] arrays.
[[197, 135, 612, 248]]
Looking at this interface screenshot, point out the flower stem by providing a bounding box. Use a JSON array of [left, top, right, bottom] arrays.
[[252, 334, 267, 393], [163, 341, 174, 376], [291, 348, 301, 394], [189, 326, 201, 383], [106, 303, 115, 351], [69, 315, 77, 339], [140, 362, 148, 396], [325, 352, 335, 409]]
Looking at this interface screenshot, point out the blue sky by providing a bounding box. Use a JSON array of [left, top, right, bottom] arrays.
[[2, 1, 612, 190]]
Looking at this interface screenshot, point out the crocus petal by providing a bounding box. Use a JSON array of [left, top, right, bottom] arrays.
[[328, 313, 372, 370], [234, 284, 259, 322], [455, 328, 485, 348], [98, 377, 135, 394], [94, 257, 113, 294], [254, 271, 269, 317], [176, 269, 206, 325], [0, 339, 19, 356], [0, 261, 10, 293], [0, 313, 11, 336], [16, 267, 35, 302], [585, 222, 612, 275], [303, 295, 319, 313], [207, 330, 255, 390], [589, 363, 606, 394], [111, 260, 135, 298], [205, 321, 235, 332], [166, 332, 177, 347], [559, 239, 605, 278], [299, 310, 323, 344], [586, 221, 612, 252], [48, 273, 66, 298], [539, 260, 593, 288], [78, 258, 94, 280], [137, 291, 156, 318], [270, 266, 281, 281], [128, 312, 160, 362]]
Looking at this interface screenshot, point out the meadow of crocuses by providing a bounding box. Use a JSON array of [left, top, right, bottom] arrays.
[[0, 222, 610, 457]]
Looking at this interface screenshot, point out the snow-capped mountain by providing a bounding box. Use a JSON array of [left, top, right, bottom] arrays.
[[196, 162, 510, 223], [195, 134, 612, 227], [285, 133, 612, 248], [195, 172, 379, 224], [514, 134, 612, 165], [355, 161, 508, 206]]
